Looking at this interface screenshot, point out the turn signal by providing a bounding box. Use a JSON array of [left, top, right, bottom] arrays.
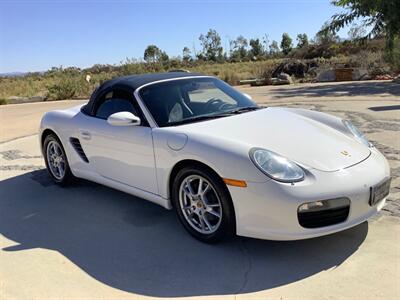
[[223, 178, 247, 187]]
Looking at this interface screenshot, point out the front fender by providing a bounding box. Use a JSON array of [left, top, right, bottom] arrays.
[[152, 129, 269, 199]]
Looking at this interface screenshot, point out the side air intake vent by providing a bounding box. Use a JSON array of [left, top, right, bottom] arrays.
[[70, 137, 89, 163]]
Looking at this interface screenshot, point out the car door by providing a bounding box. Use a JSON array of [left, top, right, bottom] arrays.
[[79, 88, 158, 194]]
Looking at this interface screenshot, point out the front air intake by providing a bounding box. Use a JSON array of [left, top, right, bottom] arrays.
[[297, 198, 350, 228], [298, 206, 350, 228], [69, 137, 89, 163]]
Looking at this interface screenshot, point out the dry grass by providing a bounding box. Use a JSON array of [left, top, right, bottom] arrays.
[[0, 50, 392, 101]]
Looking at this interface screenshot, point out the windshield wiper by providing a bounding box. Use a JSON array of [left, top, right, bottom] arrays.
[[225, 106, 261, 114], [167, 114, 229, 126], [166, 107, 262, 126]]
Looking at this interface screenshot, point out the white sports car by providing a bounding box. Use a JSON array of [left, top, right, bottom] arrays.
[[40, 72, 391, 243]]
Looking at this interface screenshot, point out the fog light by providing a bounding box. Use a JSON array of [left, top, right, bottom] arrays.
[[298, 201, 324, 212], [298, 198, 350, 213]]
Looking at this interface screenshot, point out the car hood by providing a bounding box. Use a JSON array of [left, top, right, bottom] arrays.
[[174, 107, 370, 172]]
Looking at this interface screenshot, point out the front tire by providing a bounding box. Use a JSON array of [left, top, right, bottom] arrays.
[[43, 134, 74, 185], [172, 166, 235, 243]]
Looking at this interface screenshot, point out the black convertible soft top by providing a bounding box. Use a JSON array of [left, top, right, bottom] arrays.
[[113, 72, 203, 90], [83, 72, 204, 115]]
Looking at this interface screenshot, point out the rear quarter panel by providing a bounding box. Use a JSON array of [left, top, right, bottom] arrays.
[[40, 104, 88, 175]]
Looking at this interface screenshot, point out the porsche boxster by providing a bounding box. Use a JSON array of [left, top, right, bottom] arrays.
[[40, 72, 391, 242]]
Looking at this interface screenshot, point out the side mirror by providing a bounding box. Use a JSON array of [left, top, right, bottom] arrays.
[[243, 93, 252, 100], [107, 111, 141, 126]]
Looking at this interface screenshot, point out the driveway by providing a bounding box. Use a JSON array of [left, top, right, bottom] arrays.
[[0, 99, 87, 143]]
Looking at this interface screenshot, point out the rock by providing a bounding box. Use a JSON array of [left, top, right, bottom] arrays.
[[7, 96, 29, 104], [307, 66, 318, 77], [352, 69, 369, 81], [278, 73, 293, 84], [359, 73, 373, 81], [271, 77, 291, 85], [316, 69, 335, 82], [272, 60, 308, 78], [250, 78, 270, 86], [392, 76, 400, 84], [7, 95, 46, 104], [29, 96, 46, 102]]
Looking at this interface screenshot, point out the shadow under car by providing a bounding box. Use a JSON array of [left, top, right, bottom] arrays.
[[0, 169, 369, 297]]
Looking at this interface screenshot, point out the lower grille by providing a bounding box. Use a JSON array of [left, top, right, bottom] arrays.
[[298, 206, 350, 228], [70, 137, 89, 163]]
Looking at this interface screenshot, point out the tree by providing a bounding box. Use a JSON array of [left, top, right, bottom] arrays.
[[280, 33, 293, 55], [144, 45, 161, 63], [249, 38, 264, 58], [296, 33, 309, 48], [143, 45, 169, 66], [182, 46, 191, 62], [231, 35, 248, 60], [322, 0, 400, 50], [348, 24, 367, 40], [269, 40, 280, 55], [315, 22, 340, 45], [160, 51, 169, 64], [262, 34, 270, 55], [199, 29, 224, 62]]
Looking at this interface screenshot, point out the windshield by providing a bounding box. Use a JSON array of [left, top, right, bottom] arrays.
[[139, 77, 258, 127]]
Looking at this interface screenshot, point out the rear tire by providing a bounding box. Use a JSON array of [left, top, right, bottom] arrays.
[[172, 166, 235, 243], [43, 134, 74, 186]]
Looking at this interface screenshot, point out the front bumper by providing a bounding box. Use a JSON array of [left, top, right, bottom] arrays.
[[229, 148, 390, 240]]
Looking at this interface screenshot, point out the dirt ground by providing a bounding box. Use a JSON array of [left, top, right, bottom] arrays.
[[0, 80, 399, 300]]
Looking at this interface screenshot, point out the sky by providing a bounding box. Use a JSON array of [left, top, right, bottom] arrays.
[[0, 0, 351, 73]]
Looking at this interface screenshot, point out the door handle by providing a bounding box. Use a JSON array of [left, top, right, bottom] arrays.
[[80, 131, 92, 140]]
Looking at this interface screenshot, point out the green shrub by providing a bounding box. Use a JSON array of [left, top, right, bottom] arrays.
[[221, 70, 240, 85], [390, 50, 400, 72], [0, 98, 8, 105], [385, 37, 400, 72], [46, 76, 91, 100]]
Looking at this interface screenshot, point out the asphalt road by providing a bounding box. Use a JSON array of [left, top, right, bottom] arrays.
[[0, 80, 399, 299]]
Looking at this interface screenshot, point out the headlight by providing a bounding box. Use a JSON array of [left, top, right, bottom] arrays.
[[249, 148, 305, 183], [343, 120, 372, 147]]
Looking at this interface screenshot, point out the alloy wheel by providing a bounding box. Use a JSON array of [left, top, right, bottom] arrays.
[[46, 140, 66, 180], [179, 175, 223, 234]]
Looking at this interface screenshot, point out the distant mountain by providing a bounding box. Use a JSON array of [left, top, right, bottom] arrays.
[[0, 72, 29, 77]]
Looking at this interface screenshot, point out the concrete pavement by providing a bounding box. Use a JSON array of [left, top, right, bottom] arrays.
[[0, 99, 87, 143]]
